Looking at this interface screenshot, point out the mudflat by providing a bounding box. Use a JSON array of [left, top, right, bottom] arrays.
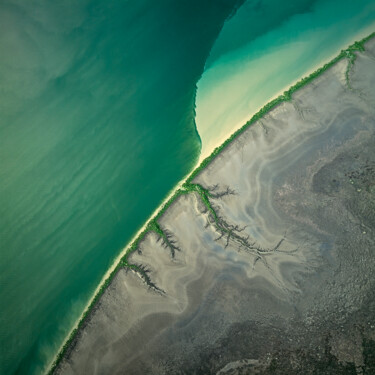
[[56, 38, 375, 374]]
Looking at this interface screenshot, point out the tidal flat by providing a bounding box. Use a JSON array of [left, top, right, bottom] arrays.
[[55, 38, 375, 374]]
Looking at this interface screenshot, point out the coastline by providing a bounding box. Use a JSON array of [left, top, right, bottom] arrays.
[[44, 172, 193, 374], [46, 30, 375, 375]]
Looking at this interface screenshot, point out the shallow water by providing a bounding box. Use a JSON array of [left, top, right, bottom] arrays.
[[0, 1, 240, 373], [196, 0, 375, 158]]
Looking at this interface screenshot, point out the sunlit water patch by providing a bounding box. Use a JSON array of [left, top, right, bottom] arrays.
[[196, 0, 375, 159]]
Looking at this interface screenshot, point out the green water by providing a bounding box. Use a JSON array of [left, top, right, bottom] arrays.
[[0, 1, 242, 373]]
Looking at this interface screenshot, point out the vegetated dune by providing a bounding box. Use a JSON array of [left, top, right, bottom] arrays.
[[56, 38, 375, 374]]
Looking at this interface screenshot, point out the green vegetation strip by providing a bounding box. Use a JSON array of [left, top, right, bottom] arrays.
[[47, 31, 374, 375]]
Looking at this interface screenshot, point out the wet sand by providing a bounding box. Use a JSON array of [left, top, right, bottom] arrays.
[[55, 38, 375, 374]]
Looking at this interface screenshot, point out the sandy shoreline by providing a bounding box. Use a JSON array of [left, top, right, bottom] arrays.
[[47, 29, 375, 374], [198, 24, 375, 162]]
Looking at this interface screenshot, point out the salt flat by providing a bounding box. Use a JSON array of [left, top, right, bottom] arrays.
[[56, 38, 375, 375]]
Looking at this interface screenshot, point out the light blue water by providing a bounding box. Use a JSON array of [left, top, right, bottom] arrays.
[[196, 0, 375, 157], [0, 1, 242, 373]]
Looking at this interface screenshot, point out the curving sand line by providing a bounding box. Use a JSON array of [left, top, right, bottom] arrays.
[[197, 24, 375, 161]]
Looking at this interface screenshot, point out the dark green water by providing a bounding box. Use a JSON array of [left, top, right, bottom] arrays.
[[0, 1, 242, 373]]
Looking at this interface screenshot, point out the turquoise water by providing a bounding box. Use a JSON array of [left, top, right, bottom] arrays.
[[1, 1, 374, 374], [0, 1, 242, 374], [196, 0, 375, 157]]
